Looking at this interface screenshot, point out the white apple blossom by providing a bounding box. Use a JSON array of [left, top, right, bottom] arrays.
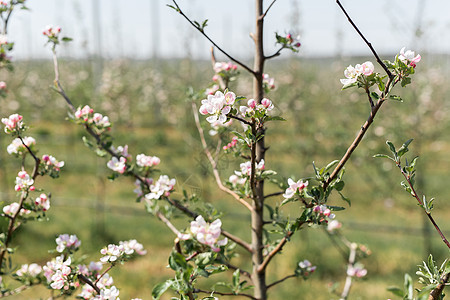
[[35, 193, 51, 211], [145, 175, 176, 200], [190, 215, 228, 252], [14, 170, 34, 192], [283, 178, 309, 199], [16, 263, 42, 277], [199, 91, 236, 124], [55, 234, 81, 253], [107, 157, 127, 174], [399, 47, 421, 67]]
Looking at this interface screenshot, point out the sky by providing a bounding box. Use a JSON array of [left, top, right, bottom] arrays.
[[6, 0, 450, 60]]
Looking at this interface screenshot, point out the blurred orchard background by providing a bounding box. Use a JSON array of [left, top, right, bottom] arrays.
[[1, 0, 450, 299]]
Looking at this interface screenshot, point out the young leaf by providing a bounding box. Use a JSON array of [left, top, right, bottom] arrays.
[[152, 280, 174, 300]]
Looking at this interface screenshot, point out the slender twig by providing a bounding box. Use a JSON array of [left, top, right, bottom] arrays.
[[192, 102, 253, 211], [156, 211, 184, 237], [323, 97, 385, 190], [335, 0, 392, 78], [257, 221, 306, 273], [267, 274, 296, 289], [260, 0, 278, 20], [264, 46, 284, 60], [263, 191, 283, 199], [78, 274, 101, 294], [221, 261, 252, 280], [0, 285, 30, 298], [340, 243, 357, 300], [172, 0, 255, 76], [229, 115, 252, 126], [428, 272, 450, 300], [397, 165, 450, 249], [194, 288, 257, 300], [94, 264, 114, 286], [221, 230, 253, 253]]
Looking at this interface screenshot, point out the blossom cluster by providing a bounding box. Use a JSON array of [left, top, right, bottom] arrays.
[[234, 159, 265, 178], [107, 156, 127, 174], [239, 98, 274, 119], [262, 73, 275, 92], [100, 239, 146, 263], [212, 61, 239, 83], [56, 234, 81, 253], [73, 105, 111, 135], [347, 263, 367, 278], [6, 136, 35, 155], [41, 154, 65, 173], [144, 175, 176, 200], [35, 193, 50, 211], [43, 255, 74, 290], [136, 153, 160, 168], [275, 32, 301, 52], [199, 90, 236, 124], [2, 113, 24, 134], [3, 202, 30, 217], [340, 61, 374, 87], [180, 215, 228, 252], [223, 136, 238, 151], [15, 170, 34, 192], [283, 178, 309, 199], [312, 205, 335, 224], [296, 259, 316, 279], [15, 263, 42, 278], [398, 47, 421, 68], [43, 25, 61, 39]]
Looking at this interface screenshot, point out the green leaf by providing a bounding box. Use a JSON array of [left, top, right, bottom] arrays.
[[152, 280, 174, 300], [373, 154, 395, 161], [232, 269, 240, 288], [61, 37, 73, 42], [341, 82, 358, 90], [324, 160, 339, 173], [371, 92, 380, 100], [386, 286, 405, 297], [266, 116, 286, 122], [389, 95, 403, 102], [334, 181, 344, 191], [386, 141, 396, 154], [397, 139, 413, 157], [338, 191, 351, 206], [327, 205, 345, 211]]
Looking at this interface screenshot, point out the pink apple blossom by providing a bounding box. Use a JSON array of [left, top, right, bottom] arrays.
[[234, 159, 265, 177], [74, 105, 94, 121], [44, 255, 72, 289], [136, 154, 160, 168], [190, 215, 228, 252], [213, 61, 237, 73], [43, 25, 61, 38], [399, 47, 421, 68], [3, 202, 20, 216], [240, 98, 275, 118], [35, 193, 51, 211], [42, 154, 65, 170], [347, 264, 367, 278], [56, 234, 81, 253], [2, 113, 24, 134], [0, 81, 6, 90], [7, 136, 35, 155], [92, 112, 111, 128], [14, 170, 34, 191], [263, 73, 275, 90], [327, 220, 342, 232], [107, 157, 127, 174], [205, 84, 219, 95], [298, 259, 316, 277], [283, 178, 309, 199]]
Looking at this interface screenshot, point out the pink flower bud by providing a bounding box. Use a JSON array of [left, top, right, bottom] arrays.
[[248, 99, 256, 109]]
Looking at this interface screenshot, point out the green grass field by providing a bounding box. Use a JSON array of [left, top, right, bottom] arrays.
[[1, 56, 450, 299]]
